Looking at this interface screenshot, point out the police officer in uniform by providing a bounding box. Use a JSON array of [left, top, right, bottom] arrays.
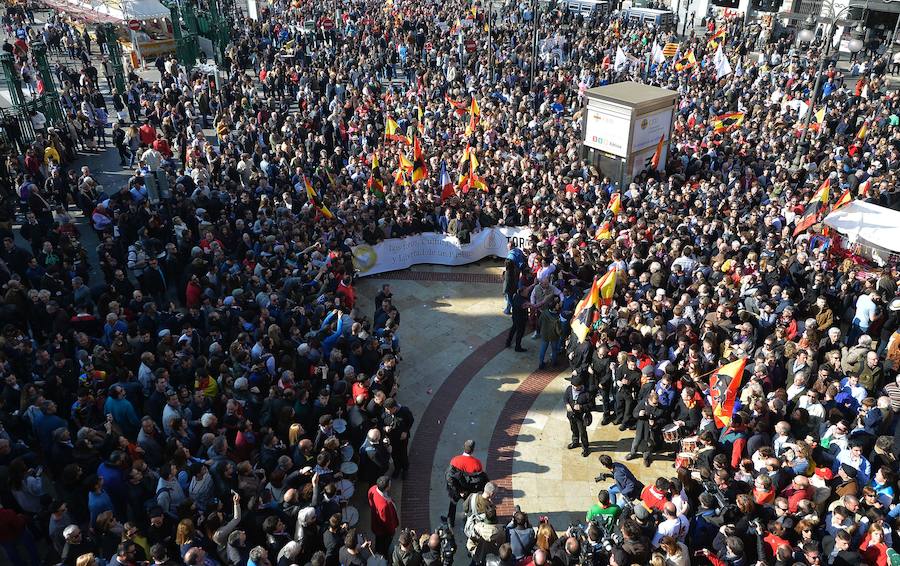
[[565, 372, 593, 457]]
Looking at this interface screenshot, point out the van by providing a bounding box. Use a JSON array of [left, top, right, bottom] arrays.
[[625, 7, 675, 28]]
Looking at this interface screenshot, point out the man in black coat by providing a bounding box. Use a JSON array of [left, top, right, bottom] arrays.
[[564, 373, 593, 457], [506, 285, 529, 351], [381, 397, 414, 479]]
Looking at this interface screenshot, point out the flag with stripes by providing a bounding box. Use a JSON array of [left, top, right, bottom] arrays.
[[712, 111, 745, 132], [662, 42, 679, 58]]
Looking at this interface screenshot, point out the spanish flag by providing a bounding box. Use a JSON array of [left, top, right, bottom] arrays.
[[832, 188, 852, 212], [412, 136, 428, 183], [458, 150, 487, 192], [304, 175, 334, 219], [466, 97, 481, 136], [445, 92, 469, 116], [673, 50, 696, 72], [793, 178, 831, 237], [385, 118, 410, 144], [649, 134, 665, 170], [367, 154, 385, 199], [608, 192, 622, 215], [399, 153, 414, 172], [710, 358, 747, 428], [459, 144, 473, 168], [707, 28, 725, 50], [594, 221, 612, 241], [712, 111, 745, 132], [570, 268, 617, 342], [858, 178, 872, 198], [393, 167, 409, 188]]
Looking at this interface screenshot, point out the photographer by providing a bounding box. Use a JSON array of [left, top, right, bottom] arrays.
[[597, 455, 644, 507], [505, 509, 536, 561], [548, 529, 581, 566], [617, 519, 651, 565], [392, 529, 423, 566]]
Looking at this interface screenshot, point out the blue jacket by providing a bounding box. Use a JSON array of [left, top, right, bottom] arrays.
[[613, 463, 643, 499]]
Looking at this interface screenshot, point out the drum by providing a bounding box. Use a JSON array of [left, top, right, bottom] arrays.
[[342, 504, 359, 528], [674, 452, 696, 469], [680, 436, 698, 453], [662, 424, 681, 444], [339, 461, 358, 482], [337, 478, 355, 501], [333, 418, 347, 434]]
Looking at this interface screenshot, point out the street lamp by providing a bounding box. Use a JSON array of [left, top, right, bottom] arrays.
[[793, 3, 863, 166]]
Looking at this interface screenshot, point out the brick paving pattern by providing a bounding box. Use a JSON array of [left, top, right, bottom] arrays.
[[371, 271, 504, 284], [399, 330, 508, 531], [486, 368, 561, 517]]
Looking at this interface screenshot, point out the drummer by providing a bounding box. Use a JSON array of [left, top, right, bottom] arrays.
[[672, 387, 702, 434]]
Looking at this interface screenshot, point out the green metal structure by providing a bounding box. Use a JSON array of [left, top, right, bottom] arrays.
[[99, 23, 127, 93]]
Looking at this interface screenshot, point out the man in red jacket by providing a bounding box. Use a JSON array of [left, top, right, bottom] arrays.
[[446, 439, 485, 527], [367, 476, 399, 558]]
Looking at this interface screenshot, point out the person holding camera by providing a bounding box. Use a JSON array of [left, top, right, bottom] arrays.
[[626, 388, 667, 467], [597, 455, 644, 507], [565, 373, 593, 457]]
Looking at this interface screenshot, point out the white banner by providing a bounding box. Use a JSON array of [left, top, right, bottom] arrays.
[[352, 227, 533, 276]]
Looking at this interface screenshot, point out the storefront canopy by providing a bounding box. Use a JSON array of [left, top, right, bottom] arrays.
[[823, 200, 900, 253], [42, 0, 169, 23]]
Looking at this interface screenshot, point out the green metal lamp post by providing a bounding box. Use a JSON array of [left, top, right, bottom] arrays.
[[28, 40, 63, 123]]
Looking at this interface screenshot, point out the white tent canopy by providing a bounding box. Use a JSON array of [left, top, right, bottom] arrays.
[[824, 200, 900, 254], [63, 0, 170, 22]]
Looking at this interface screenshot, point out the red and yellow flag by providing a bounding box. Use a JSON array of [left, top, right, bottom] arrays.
[[710, 358, 747, 428], [304, 176, 334, 219], [832, 188, 852, 212], [608, 192, 622, 215], [412, 136, 428, 183], [649, 135, 665, 170]]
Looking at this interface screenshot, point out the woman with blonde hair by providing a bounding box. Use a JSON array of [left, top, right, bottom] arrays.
[[289, 422, 305, 447], [534, 519, 557, 551], [75, 554, 97, 566]]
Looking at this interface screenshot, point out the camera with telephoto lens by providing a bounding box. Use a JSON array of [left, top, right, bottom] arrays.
[[702, 480, 741, 522], [569, 521, 621, 565], [437, 516, 456, 566]]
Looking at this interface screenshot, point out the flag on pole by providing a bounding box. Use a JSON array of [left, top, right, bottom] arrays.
[[417, 104, 425, 135], [707, 27, 726, 50], [570, 267, 617, 342], [594, 221, 612, 241], [458, 150, 487, 192], [614, 47, 629, 72], [710, 358, 747, 428], [649, 135, 665, 170], [713, 45, 733, 80], [304, 176, 334, 219], [367, 154, 385, 199], [608, 192, 622, 215], [858, 178, 872, 198], [398, 153, 413, 172], [465, 97, 480, 135], [674, 50, 696, 72], [439, 160, 455, 202], [662, 42, 680, 58], [712, 111, 745, 132], [793, 178, 831, 237], [393, 168, 410, 188], [445, 92, 469, 116], [832, 189, 852, 212], [412, 136, 428, 183], [385, 118, 410, 144], [651, 42, 665, 64]]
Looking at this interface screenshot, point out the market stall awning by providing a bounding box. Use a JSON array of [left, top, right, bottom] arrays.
[[40, 0, 168, 23], [823, 200, 900, 253]]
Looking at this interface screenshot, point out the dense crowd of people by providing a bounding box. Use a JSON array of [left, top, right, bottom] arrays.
[[2, 0, 900, 563]]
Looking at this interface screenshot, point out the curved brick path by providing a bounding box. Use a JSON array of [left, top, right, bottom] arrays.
[[376, 268, 561, 531]]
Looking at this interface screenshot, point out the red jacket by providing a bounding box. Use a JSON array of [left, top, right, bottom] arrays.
[[449, 454, 483, 474], [367, 486, 399, 536]]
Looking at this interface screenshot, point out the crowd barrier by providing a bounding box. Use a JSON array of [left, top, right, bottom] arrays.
[[351, 226, 533, 276]]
